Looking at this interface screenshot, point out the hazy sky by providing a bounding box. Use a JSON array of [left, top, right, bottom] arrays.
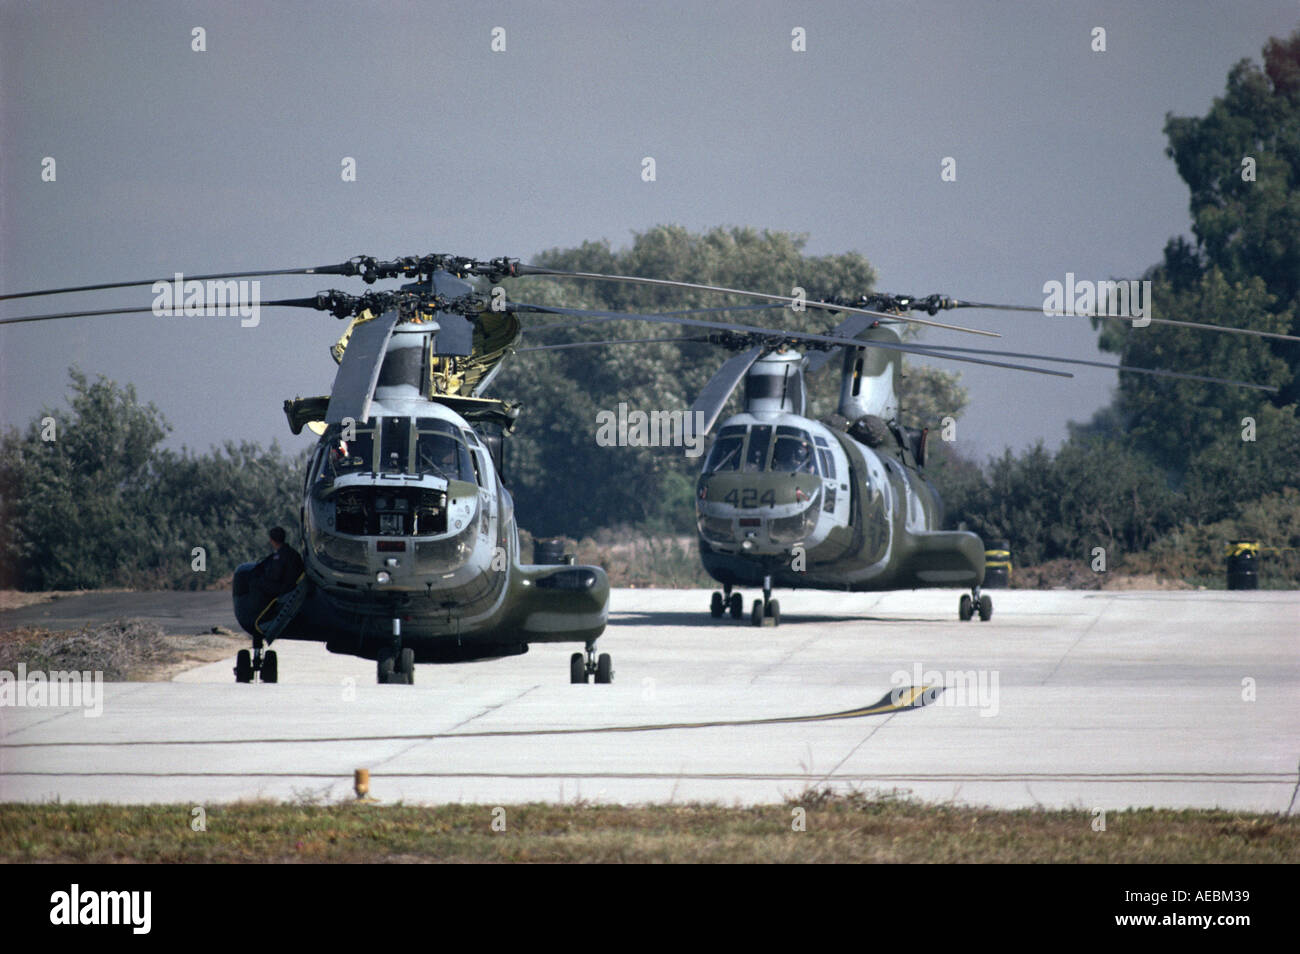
[[2, 0, 1297, 465]]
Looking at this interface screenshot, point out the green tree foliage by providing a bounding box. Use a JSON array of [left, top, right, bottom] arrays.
[[1095, 270, 1292, 475], [1162, 30, 1300, 319], [898, 364, 969, 429], [935, 439, 1180, 567], [0, 370, 301, 590], [0, 370, 166, 589], [1182, 402, 1300, 524]]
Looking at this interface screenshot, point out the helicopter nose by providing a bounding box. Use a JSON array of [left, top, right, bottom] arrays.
[[696, 479, 820, 549]]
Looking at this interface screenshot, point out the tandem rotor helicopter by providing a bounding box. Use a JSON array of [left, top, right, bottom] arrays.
[[2, 252, 1288, 679]]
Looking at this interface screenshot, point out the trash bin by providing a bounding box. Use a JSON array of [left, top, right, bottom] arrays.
[[533, 538, 567, 565], [1226, 541, 1259, 590], [984, 540, 1012, 588]]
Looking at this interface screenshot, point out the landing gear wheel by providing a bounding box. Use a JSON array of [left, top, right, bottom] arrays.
[[570, 652, 587, 684], [261, 650, 278, 684], [595, 653, 613, 684], [234, 649, 253, 683], [377, 654, 396, 684], [398, 648, 415, 685], [959, 594, 973, 621], [766, 599, 780, 626], [729, 592, 743, 619], [978, 594, 993, 621], [710, 592, 724, 618], [751, 599, 763, 627]]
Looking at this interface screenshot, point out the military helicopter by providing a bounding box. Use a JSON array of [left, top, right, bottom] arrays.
[[4, 255, 1287, 669], [515, 287, 1289, 628], [3, 256, 627, 685]]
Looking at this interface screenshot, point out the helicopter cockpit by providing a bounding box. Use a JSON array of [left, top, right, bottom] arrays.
[[306, 413, 486, 583], [317, 417, 482, 485], [703, 424, 821, 476]]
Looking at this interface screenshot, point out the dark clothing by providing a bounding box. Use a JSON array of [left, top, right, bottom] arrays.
[[254, 544, 304, 599]]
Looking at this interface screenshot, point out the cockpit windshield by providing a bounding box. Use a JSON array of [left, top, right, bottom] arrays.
[[703, 424, 820, 475], [771, 426, 818, 474], [324, 430, 375, 476], [743, 425, 773, 472], [380, 418, 411, 474], [703, 425, 746, 473], [415, 420, 475, 482]]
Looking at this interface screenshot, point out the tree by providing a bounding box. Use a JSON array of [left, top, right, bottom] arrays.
[[1162, 29, 1300, 320], [1077, 28, 1300, 529], [0, 369, 302, 590], [936, 438, 1181, 567], [1095, 269, 1291, 475], [0, 369, 168, 588]]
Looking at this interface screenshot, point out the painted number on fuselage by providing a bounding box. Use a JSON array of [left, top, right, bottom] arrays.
[[723, 488, 778, 508]]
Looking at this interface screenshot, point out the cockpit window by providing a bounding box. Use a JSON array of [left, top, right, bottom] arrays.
[[743, 425, 773, 472], [416, 428, 475, 482], [703, 426, 746, 473], [771, 426, 818, 474], [380, 418, 411, 474], [324, 430, 375, 476], [818, 448, 836, 480]]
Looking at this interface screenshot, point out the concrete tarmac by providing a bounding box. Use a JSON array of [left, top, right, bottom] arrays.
[[1, 588, 1297, 810]]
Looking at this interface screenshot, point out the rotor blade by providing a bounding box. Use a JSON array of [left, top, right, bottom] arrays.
[[0, 304, 166, 325], [515, 335, 709, 353], [0, 296, 338, 326], [516, 265, 1000, 338], [1079, 312, 1300, 344], [0, 264, 366, 302], [325, 309, 403, 424], [692, 346, 767, 434], [845, 292, 1300, 344], [923, 298, 1300, 344], [510, 303, 1070, 378], [912, 344, 1279, 392], [516, 302, 787, 337]]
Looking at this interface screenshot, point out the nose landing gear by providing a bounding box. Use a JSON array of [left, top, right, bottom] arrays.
[[712, 577, 782, 627], [571, 641, 613, 684], [959, 587, 993, 622], [748, 575, 780, 627], [377, 618, 416, 684]]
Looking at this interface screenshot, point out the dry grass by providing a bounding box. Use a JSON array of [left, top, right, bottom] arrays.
[[0, 619, 206, 681], [1, 793, 1295, 863], [520, 529, 714, 588]]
